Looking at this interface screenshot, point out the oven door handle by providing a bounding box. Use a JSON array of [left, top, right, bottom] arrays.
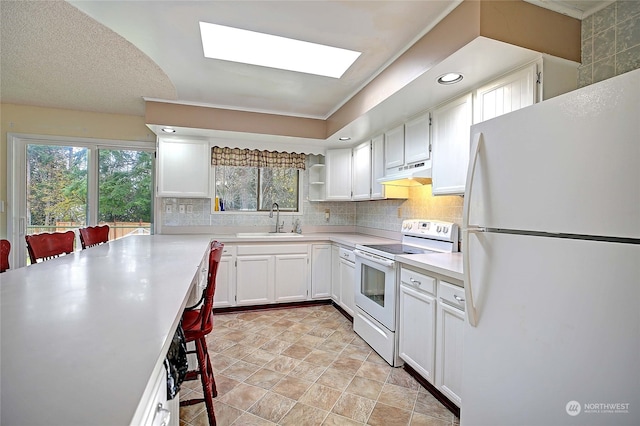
[[354, 249, 395, 268]]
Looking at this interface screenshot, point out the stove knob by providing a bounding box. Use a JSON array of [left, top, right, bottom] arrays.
[[436, 225, 442, 232], [443, 226, 449, 233]]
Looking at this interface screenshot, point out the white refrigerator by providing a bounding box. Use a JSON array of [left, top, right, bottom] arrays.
[[461, 68, 640, 426]]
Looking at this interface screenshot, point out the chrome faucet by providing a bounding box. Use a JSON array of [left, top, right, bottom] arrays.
[[269, 202, 282, 233]]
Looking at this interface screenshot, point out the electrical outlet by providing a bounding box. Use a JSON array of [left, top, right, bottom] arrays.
[[165, 204, 172, 214], [186, 204, 193, 214], [397, 207, 402, 218], [179, 204, 185, 214]]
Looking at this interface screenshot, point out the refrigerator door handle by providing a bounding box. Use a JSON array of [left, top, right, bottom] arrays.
[[463, 132, 484, 327], [463, 132, 483, 231], [463, 228, 483, 327]]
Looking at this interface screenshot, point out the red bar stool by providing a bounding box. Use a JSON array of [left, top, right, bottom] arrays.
[[79, 225, 110, 249], [25, 231, 75, 264], [0, 239, 10, 272], [180, 240, 223, 426]]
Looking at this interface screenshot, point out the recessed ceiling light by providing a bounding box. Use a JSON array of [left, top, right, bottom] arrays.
[[199, 22, 361, 79], [339, 137, 351, 141], [437, 73, 463, 85], [162, 127, 176, 133]]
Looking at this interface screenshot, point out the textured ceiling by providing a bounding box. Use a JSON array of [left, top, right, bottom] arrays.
[[1, 1, 610, 120], [1, 0, 460, 118], [0, 0, 176, 116]]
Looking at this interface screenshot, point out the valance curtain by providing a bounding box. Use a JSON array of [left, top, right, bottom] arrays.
[[211, 146, 306, 170]]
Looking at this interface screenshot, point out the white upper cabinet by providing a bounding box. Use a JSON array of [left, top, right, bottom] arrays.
[[431, 93, 473, 196], [370, 134, 386, 200], [474, 63, 537, 124], [352, 141, 372, 200], [325, 148, 353, 201], [157, 138, 210, 197], [404, 113, 431, 164], [384, 125, 405, 171]]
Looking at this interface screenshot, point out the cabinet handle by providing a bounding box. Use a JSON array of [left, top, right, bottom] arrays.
[[453, 294, 465, 303], [409, 278, 421, 285], [155, 403, 171, 426]]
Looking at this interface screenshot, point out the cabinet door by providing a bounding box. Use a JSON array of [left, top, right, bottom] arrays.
[[404, 113, 430, 164], [213, 255, 235, 308], [157, 138, 210, 197], [236, 255, 273, 305], [274, 254, 308, 302], [398, 284, 436, 383], [370, 134, 386, 199], [339, 259, 355, 317], [431, 93, 472, 196], [384, 125, 405, 171], [474, 64, 536, 124], [311, 244, 332, 299], [325, 148, 353, 201], [331, 245, 340, 303], [436, 301, 464, 406], [352, 141, 372, 200]]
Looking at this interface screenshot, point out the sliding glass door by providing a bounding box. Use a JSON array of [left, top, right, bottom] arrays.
[[8, 134, 155, 267]]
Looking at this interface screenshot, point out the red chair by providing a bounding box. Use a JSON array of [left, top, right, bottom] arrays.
[[25, 231, 75, 264], [0, 239, 10, 272], [180, 240, 223, 426], [79, 225, 110, 249]]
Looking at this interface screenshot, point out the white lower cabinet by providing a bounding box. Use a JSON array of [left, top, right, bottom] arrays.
[[213, 246, 236, 308], [236, 254, 273, 305], [235, 244, 309, 306], [311, 244, 332, 298], [398, 267, 437, 383], [330, 245, 355, 317], [331, 245, 356, 317], [134, 359, 178, 426], [338, 253, 355, 317], [435, 281, 465, 406], [331, 245, 341, 302], [399, 265, 464, 407], [274, 253, 309, 302]]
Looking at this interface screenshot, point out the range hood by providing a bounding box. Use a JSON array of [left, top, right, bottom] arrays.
[[377, 162, 432, 186]]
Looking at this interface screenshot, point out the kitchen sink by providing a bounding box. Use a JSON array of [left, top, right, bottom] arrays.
[[235, 232, 304, 238]]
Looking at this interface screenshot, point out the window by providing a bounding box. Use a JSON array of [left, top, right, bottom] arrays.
[[214, 166, 300, 212], [8, 134, 154, 267]]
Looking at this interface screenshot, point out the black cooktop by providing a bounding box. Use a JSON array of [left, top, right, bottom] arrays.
[[362, 244, 434, 255]]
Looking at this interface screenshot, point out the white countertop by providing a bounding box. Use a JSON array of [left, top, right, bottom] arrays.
[[0, 235, 212, 426], [397, 252, 464, 283], [211, 232, 399, 249]]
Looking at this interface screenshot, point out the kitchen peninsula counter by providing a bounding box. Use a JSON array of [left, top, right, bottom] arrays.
[[0, 235, 213, 426], [397, 252, 464, 283]]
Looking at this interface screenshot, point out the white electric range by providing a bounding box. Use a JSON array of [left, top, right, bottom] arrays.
[[353, 219, 458, 366]]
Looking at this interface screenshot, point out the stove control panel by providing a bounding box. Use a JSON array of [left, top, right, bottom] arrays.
[[401, 219, 458, 242]]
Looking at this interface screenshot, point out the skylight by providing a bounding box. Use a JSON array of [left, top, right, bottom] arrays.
[[199, 22, 361, 79]]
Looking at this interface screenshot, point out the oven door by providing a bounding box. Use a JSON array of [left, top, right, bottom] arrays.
[[354, 249, 398, 331]]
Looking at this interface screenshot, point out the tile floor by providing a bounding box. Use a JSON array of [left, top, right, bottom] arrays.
[[179, 304, 460, 426]]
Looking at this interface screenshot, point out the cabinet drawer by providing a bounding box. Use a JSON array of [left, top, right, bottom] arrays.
[[400, 268, 436, 295], [221, 245, 235, 256], [438, 281, 465, 311], [338, 247, 355, 263], [237, 244, 308, 255]]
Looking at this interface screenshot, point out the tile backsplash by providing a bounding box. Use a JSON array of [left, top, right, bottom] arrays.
[[579, 0, 640, 87], [161, 183, 462, 234]]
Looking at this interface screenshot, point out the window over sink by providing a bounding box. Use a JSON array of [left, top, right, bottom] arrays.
[[213, 166, 300, 212]]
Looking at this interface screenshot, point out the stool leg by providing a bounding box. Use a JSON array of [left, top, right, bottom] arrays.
[[195, 336, 217, 426]]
